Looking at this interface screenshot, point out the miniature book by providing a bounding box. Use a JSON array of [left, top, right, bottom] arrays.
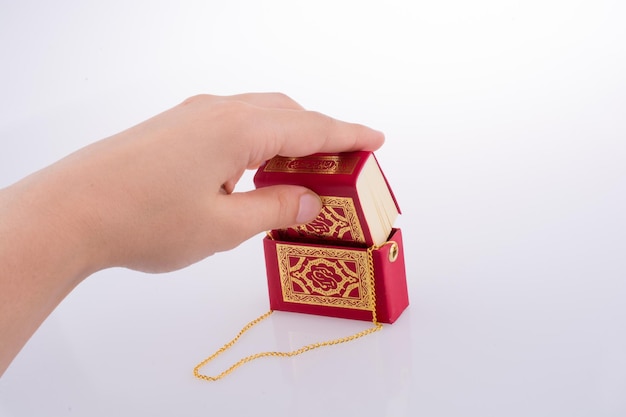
[[253, 151, 400, 247], [254, 151, 409, 324]]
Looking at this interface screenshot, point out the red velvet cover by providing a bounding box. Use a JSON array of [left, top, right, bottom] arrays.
[[263, 228, 409, 324], [254, 151, 400, 247]]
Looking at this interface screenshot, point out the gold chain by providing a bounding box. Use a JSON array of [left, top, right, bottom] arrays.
[[193, 244, 388, 382]]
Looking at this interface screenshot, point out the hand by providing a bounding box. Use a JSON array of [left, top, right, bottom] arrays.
[[0, 93, 384, 375], [52, 93, 384, 272]]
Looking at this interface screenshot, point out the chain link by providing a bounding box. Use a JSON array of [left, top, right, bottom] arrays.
[[193, 243, 390, 382]]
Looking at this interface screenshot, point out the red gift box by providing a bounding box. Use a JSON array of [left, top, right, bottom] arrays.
[[263, 228, 409, 324]]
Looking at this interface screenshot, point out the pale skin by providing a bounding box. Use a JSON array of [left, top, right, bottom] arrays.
[[0, 93, 384, 377]]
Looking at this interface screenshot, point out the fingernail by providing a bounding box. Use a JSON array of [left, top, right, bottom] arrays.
[[296, 193, 322, 224]]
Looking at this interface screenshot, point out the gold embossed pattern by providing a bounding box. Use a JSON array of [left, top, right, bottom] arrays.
[[263, 155, 359, 174], [276, 244, 373, 311], [280, 196, 366, 244]]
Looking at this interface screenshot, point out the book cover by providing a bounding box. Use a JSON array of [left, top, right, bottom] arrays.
[[253, 151, 401, 247]]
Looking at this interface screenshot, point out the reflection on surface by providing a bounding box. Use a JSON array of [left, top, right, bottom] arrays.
[[269, 310, 413, 417]]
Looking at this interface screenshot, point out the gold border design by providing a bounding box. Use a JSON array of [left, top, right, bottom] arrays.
[[263, 155, 360, 174], [289, 196, 365, 244], [276, 243, 373, 311]]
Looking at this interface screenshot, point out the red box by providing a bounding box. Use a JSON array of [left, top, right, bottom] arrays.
[[263, 228, 409, 324]]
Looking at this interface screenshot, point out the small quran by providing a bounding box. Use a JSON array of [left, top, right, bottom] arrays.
[[254, 151, 408, 323], [254, 151, 400, 247]]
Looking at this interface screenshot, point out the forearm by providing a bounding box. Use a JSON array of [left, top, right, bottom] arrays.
[[0, 176, 97, 376]]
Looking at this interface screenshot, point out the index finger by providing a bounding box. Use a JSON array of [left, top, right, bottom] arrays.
[[247, 107, 385, 167]]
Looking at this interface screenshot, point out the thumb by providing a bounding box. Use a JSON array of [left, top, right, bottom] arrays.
[[218, 185, 322, 245]]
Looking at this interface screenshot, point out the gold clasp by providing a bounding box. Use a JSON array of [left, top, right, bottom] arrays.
[[388, 241, 399, 262]]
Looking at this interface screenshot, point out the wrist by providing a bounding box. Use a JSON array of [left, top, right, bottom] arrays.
[[0, 176, 102, 375], [2, 171, 104, 286]]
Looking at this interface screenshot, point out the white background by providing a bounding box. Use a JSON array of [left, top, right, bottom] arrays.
[[1, 1, 625, 416]]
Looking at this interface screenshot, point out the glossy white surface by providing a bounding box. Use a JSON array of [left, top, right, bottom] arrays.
[[1, 1, 625, 416]]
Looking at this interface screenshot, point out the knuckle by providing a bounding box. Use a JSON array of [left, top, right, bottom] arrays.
[[275, 188, 296, 225], [262, 92, 303, 110], [216, 99, 252, 115], [179, 94, 215, 107], [267, 92, 293, 104]]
